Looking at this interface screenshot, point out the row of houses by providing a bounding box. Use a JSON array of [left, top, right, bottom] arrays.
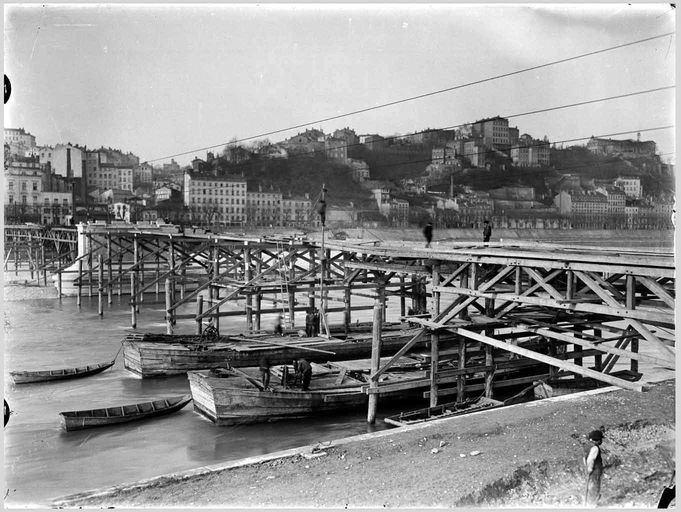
[[429, 117, 551, 169]]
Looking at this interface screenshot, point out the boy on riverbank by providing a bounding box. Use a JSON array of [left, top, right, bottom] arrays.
[[583, 429, 604, 506]]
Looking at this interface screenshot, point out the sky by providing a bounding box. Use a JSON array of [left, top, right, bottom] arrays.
[[3, 3, 676, 166]]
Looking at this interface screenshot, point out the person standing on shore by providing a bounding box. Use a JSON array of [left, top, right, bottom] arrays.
[[583, 429, 604, 506], [423, 222, 433, 248], [483, 220, 492, 243]]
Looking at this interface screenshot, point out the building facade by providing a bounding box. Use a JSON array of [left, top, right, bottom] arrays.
[[4, 128, 36, 156], [614, 176, 642, 199], [184, 171, 248, 226], [281, 195, 313, 227], [246, 188, 283, 226]]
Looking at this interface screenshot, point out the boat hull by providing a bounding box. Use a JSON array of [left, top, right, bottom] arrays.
[[59, 395, 192, 431], [188, 371, 369, 425], [124, 327, 431, 378], [10, 360, 115, 385]]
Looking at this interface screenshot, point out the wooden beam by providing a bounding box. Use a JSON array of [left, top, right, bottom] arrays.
[[520, 325, 674, 369], [454, 327, 647, 392]]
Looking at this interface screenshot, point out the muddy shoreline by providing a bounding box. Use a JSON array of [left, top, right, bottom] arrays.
[[53, 380, 675, 508]]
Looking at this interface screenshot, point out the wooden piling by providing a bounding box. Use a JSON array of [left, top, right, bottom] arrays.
[[430, 263, 441, 407], [593, 328, 603, 371], [457, 339, 466, 403], [77, 259, 83, 308], [41, 243, 47, 286], [118, 254, 123, 297], [244, 247, 253, 331], [57, 269, 63, 298], [399, 275, 406, 318], [165, 277, 173, 334], [87, 232, 93, 297], [625, 276, 638, 372], [429, 332, 439, 407], [98, 255, 103, 316], [195, 295, 204, 335], [484, 344, 494, 398], [213, 244, 220, 334], [254, 291, 262, 331], [344, 267, 352, 335], [155, 254, 160, 298], [106, 234, 113, 304], [131, 273, 137, 328], [367, 280, 385, 424], [134, 236, 141, 311]]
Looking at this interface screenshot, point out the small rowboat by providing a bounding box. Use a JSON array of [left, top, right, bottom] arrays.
[[10, 360, 116, 385], [383, 396, 504, 427], [59, 395, 192, 431]]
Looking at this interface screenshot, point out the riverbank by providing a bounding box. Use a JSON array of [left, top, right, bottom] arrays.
[[53, 379, 675, 508]]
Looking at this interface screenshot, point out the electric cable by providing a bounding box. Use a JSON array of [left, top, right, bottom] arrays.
[[144, 32, 675, 164]]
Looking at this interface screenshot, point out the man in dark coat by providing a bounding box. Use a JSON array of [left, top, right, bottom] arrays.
[[423, 222, 433, 248], [483, 220, 492, 242], [296, 358, 312, 391], [259, 356, 271, 390]]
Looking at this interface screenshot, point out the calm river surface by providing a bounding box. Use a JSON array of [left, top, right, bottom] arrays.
[[4, 294, 411, 507]]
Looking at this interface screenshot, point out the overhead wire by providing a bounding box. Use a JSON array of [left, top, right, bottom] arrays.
[[218, 85, 674, 168], [144, 31, 675, 164]]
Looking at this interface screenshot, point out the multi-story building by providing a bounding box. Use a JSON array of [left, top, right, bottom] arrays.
[[586, 136, 656, 158], [332, 127, 359, 147], [455, 192, 494, 219], [614, 176, 642, 199], [283, 129, 325, 156], [389, 198, 410, 226], [40, 191, 72, 225], [569, 192, 608, 217], [4, 127, 36, 156], [325, 137, 348, 162], [155, 186, 174, 202], [431, 143, 458, 165], [511, 134, 551, 167], [472, 116, 510, 151], [347, 159, 370, 182], [594, 186, 626, 215], [281, 194, 313, 227], [463, 139, 487, 167], [372, 187, 392, 217], [41, 143, 86, 179], [134, 162, 154, 186], [246, 187, 283, 226], [359, 134, 386, 150], [184, 171, 248, 226], [4, 157, 44, 214]]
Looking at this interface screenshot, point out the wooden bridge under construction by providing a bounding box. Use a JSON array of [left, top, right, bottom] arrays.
[[4, 223, 676, 422]]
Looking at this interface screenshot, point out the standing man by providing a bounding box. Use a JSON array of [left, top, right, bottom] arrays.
[[273, 313, 283, 336], [483, 220, 492, 243], [305, 309, 312, 337], [423, 222, 433, 248], [583, 429, 604, 506], [296, 358, 313, 391], [259, 356, 271, 390]]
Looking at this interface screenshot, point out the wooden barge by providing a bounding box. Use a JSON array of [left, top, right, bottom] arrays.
[[188, 355, 548, 425], [123, 325, 437, 378]]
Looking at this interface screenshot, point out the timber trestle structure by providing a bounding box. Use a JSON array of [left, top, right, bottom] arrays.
[[4, 225, 676, 422]]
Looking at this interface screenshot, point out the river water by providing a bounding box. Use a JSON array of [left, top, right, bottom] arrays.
[[4, 292, 418, 507]]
